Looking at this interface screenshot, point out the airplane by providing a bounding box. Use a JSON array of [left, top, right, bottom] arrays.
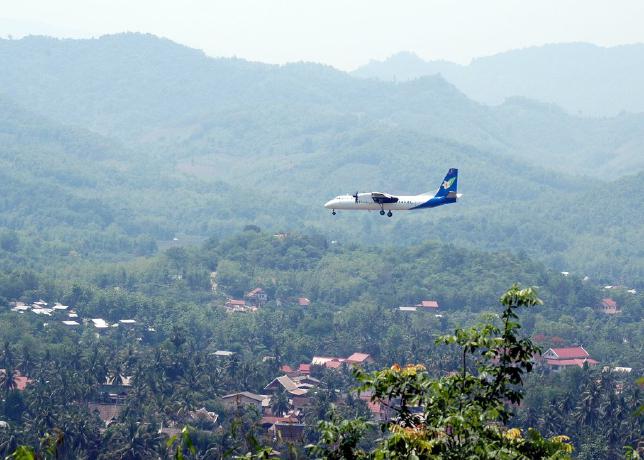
[[324, 168, 460, 217]]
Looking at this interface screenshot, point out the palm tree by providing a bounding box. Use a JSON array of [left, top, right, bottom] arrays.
[[0, 367, 18, 395], [271, 390, 290, 417], [105, 421, 164, 460], [1, 342, 14, 369]]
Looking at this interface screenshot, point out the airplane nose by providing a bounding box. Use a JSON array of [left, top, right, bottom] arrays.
[[324, 200, 333, 209]]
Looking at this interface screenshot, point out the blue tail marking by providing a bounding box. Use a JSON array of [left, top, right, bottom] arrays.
[[434, 168, 458, 198], [411, 168, 458, 210]]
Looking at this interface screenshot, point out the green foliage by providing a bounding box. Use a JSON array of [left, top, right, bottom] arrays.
[[1, 36, 643, 284], [311, 285, 573, 459]]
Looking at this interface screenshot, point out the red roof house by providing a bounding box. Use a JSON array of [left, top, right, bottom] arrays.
[[345, 353, 374, 365], [543, 347, 590, 360], [325, 360, 343, 370], [225, 299, 246, 310], [545, 358, 599, 369], [297, 297, 311, 307], [298, 363, 311, 375], [541, 347, 598, 371], [599, 298, 620, 314], [415, 300, 439, 309]]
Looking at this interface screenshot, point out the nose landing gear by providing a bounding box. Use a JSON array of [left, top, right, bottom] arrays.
[[332, 210, 336, 215], [387, 210, 393, 217]]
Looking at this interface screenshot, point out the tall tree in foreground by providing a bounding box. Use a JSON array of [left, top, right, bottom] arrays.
[[310, 284, 574, 459]]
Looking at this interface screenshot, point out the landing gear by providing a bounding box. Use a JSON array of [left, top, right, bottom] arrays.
[[332, 210, 336, 215], [387, 210, 393, 217], [379, 210, 385, 216]]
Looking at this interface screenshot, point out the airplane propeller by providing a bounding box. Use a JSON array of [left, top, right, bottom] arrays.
[[353, 192, 359, 203]]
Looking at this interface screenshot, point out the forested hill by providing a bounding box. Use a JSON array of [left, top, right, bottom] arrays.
[[2, 34, 644, 178], [352, 43, 644, 116], [0, 34, 643, 285]]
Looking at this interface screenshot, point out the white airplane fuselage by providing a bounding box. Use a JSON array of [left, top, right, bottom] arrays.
[[325, 193, 435, 212], [324, 168, 460, 216]]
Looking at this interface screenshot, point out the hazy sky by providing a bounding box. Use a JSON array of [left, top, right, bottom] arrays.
[[2, 0, 644, 70]]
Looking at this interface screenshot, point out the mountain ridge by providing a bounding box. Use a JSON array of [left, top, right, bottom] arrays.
[[353, 43, 644, 117]]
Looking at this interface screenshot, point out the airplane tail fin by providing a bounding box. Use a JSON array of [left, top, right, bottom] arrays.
[[432, 168, 458, 198]]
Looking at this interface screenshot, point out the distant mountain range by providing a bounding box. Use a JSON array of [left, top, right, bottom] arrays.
[[0, 34, 642, 283], [352, 43, 644, 117], [1, 35, 643, 179]]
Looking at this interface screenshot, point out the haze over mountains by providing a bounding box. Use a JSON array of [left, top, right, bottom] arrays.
[[353, 43, 644, 117], [0, 33, 642, 284]]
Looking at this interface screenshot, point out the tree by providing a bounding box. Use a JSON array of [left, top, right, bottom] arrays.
[[270, 390, 290, 417], [0, 230, 19, 252], [310, 285, 574, 459], [0, 367, 18, 395]]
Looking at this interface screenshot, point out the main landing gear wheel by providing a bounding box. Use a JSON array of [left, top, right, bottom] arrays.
[[332, 210, 336, 215], [379, 210, 385, 216], [387, 210, 393, 217]]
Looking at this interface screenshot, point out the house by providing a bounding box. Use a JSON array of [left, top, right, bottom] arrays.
[[10, 302, 30, 312], [311, 354, 373, 370], [187, 407, 219, 428], [398, 306, 417, 312], [290, 395, 312, 410], [298, 363, 311, 375], [260, 414, 300, 429], [541, 346, 599, 371], [345, 353, 374, 365], [221, 392, 268, 411], [103, 375, 133, 387], [211, 350, 235, 358], [542, 346, 590, 360], [357, 391, 394, 421], [311, 356, 345, 369], [88, 403, 123, 426], [415, 300, 439, 309], [62, 320, 80, 326], [100, 375, 132, 404], [0, 370, 31, 391], [225, 299, 246, 311], [264, 375, 300, 392], [264, 375, 309, 396], [119, 319, 137, 325], [245, 288, 268, 307], [91, 318, 109, 329], [599, 298, 620, 315], [279, 364, 299, 377], [297, 297, 310, 307], [269, 422, 306, 442], [293, 375, 320, 386]]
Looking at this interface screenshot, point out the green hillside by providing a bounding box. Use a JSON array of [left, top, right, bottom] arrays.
[[0, 34, 642, 285], [0, 33, 641, 460], [1, 35, 644, 178]]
